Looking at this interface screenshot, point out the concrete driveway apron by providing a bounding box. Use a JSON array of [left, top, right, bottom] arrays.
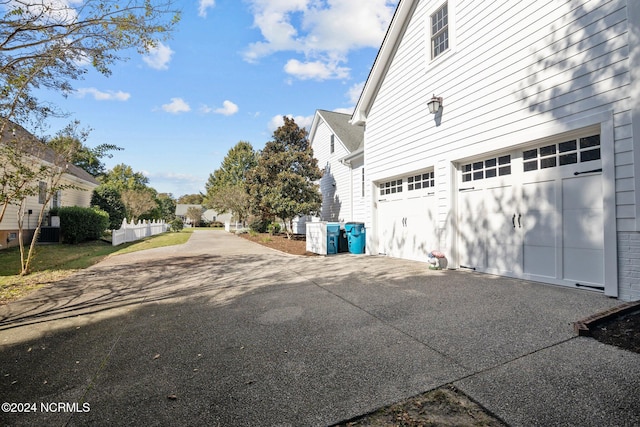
[[1, 230, 638, 426]]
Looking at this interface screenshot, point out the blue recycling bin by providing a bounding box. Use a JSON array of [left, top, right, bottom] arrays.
[[327, 222, 340, 254], [344, 222, 366, 254]]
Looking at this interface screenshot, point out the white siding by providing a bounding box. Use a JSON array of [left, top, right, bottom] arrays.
[[367, 0, 630, 180], [362, 0, 635, 298], [350, 159, 366, 222], [312, 119, 353, 222], [0, 175, 96, 231]]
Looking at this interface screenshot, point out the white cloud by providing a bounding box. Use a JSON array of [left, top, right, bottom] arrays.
[[214, 100, 239, 116], [347, 81, 365, 105], [200, 100, 239, 116], [162, 98, 191, 114], [268, 114, 314, 133], [143, 42, 174, 70], [75, 87, 131, 101], [198, 0, 215, 17], [9, 0, 82, 24], [284, 59, 349, 80], [243, 0, 398, 80]]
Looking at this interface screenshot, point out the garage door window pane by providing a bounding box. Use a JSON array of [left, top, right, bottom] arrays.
[[408, 172, 434, 191], [498, 156, 511, 176], [581, 148, 601, 162], [540, 145, 556, 156], [559, 140, 576, 152], [523, 133, 600, 173], [580, 135, 600, 148], [380, 180, 403, 195], [540, 157, 556, 169], [559, 153, 577, 165]]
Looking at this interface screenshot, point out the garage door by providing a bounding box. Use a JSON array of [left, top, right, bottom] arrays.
[[377, 172, 438, 262], [458, 133, 606, 290]]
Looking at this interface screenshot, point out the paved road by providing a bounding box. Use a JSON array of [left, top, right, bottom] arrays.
[[1, 230, 638, 426]]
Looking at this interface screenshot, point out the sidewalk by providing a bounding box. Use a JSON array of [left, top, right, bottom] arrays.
[[1, 230, 638, 426]]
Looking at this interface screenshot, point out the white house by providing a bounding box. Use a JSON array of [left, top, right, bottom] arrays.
[[175, 204, 231, 226], [344, 0, 639, 301], [309, 109, 365, 223], [0, 122, 99, 249]]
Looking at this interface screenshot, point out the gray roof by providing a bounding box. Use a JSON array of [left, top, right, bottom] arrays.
[[1, 120, 99, 185], [317, 110, 364, 153], [175, 204, 203, 216]]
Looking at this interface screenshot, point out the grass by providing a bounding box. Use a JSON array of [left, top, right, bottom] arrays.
[[0, 229, 193, 304]]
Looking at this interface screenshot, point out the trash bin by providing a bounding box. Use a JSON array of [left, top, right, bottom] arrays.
[[344, 222, 366, 254], [327, 222, 340, 255], [338, 228, 349, 253]]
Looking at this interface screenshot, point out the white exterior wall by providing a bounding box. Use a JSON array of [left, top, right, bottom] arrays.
[[363, 0, 637, 299], [313, 119, 353, 222], [350, 158, 366, 222], [0, 175, 95, 231]]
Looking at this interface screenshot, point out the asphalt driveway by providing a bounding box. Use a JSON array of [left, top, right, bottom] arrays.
[[1, 230, 638, 426]]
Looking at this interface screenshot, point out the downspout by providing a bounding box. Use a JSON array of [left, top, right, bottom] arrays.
[[341, 159, 353, 220]]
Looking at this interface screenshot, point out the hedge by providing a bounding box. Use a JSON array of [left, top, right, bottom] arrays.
[[53, 206, 110, 244]]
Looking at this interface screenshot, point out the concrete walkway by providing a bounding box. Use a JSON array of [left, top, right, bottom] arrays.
[[0, 230, 638, 426]]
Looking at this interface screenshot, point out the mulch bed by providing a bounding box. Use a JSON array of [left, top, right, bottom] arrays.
[[589, 309, 640, 354], [238, 232, 317, 256]]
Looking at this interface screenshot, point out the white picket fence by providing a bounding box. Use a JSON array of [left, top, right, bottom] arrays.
[[112, 218, 170, 246]]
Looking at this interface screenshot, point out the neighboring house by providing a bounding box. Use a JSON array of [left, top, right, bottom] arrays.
[[203, 209, 232, 225], [309, 110, 365, 223], [175, 204, 231, 226], [345, 0, 639, 301], [0, 122, 99, 250]]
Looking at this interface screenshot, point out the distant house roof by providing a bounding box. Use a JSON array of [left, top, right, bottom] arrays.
[[1, 120, 99, 186], [175, 204, 203, 216], [310, 109, 364, 153]]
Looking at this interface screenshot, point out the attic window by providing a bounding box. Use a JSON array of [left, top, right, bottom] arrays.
[[330, 134, 335, 154], [431, 2, 449, 59]]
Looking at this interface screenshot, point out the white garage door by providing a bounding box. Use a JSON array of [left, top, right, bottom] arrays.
[[458, 134, 606, 291], [377, 172, 438, 262]]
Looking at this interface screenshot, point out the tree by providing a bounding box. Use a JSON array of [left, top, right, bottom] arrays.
[[10, 123, 82, 275], [177, 194, 203, 204], [185, 205, 203, 227], [246, 117, 322, 238], [156, 192, 176, 222], [91, 185, 126, 230], [43, 120, 123, 177], [0, 125, 48, 225], [0, 0, 180, 130], [121, 188, 156, 222], [205, 141, 256, 225], [99, 163, 149, 192]]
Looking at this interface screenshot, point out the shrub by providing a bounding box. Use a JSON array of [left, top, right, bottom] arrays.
[[249, 218, 269, 233], [91, 186, 126, 230], [267, 222, 281, 235], [170, 218, 184, 232], [56, 206, 110, 244]]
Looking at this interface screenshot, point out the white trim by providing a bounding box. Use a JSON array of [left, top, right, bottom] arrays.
[[351, 0, 419, 125], [601, 111, 618, 297], [426, 0, 457, 68], [628, 0, 640, 231]]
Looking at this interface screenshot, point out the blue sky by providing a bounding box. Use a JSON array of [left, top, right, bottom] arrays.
[[36, 0, 399, 198]]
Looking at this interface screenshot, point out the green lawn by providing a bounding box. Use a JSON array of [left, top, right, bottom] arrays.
[[0, 229, 193, 303]]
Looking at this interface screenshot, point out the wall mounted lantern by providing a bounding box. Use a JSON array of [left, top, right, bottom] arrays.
[[427, 94, 443, 114]]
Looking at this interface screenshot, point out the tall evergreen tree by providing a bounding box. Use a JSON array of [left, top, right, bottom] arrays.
[[246, 117, 322, 238]]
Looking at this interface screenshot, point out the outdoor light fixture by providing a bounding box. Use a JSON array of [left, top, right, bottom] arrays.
[[427, 94, 443, 114]]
